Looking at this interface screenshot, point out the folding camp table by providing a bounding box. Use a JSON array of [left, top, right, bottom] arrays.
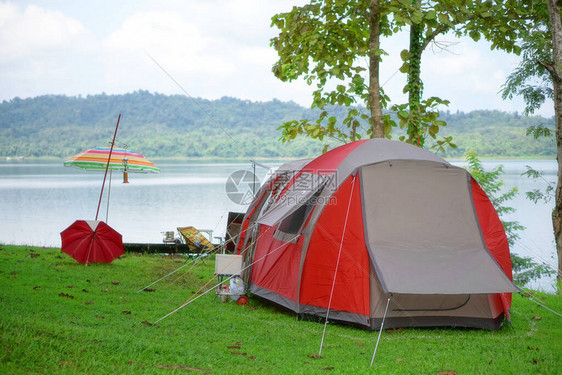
[[214, 254, 244, 302]]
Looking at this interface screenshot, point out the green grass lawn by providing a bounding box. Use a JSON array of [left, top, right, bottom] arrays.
[[1, 245, 560, 374]]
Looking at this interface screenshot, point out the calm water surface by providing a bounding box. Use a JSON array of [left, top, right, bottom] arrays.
[[0, 158, 557, 291]]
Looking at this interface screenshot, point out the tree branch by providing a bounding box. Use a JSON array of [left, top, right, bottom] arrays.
[[538, 59, 562, 82], [421, 24, 449, 51]]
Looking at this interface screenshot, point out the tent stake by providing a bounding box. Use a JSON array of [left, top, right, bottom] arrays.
[[370, 296, 391, 367]]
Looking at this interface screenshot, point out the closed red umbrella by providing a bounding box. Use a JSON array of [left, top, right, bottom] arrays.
[[61, 220, 124, 265]]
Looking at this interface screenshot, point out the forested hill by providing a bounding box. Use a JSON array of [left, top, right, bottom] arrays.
[[0, 91, 555, 159]]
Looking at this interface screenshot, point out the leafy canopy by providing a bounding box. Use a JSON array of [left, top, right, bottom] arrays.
[[272, 0, 393, 148], [272, 0, 536, 153]]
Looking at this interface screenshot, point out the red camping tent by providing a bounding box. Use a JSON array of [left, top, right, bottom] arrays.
[[236, 139, 519, 330]]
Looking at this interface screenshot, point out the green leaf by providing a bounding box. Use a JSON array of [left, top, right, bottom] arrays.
[[468, 30, 481, 42], [429, 125, 439, 137], [397, 110, 409, 120], [400, 49, 410, 62], [411, 10, 423, 24], [526, 125, 553, 139], [425, 10, 437, 20], [437, 13, 449, 24]]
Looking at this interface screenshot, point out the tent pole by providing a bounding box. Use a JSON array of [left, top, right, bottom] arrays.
[[252, 161, 256, 197], [370, 295, 391, 367], [95, 114, 121, 221], [319, 175, 357, 356]]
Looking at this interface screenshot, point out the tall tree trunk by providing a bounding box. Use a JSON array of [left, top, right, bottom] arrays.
[[407, 20, 424, 146], [546, 0, 562, 290], [368, 0, 384, 138]]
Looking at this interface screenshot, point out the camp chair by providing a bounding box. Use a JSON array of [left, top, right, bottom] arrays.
[[177, 226, 215, 262]]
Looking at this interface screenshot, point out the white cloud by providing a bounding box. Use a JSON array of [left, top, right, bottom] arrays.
[[0, 1, 553, 116], [104, 10, 233, 76], [0, 2, 100, 99], [97, 2, 315, 103], [422, 41, 514, 100], [0, 2, 96, 62], [99, 9, 241, 98]]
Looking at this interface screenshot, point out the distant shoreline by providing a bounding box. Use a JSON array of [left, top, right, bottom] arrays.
[[2, 155, 557, 162]]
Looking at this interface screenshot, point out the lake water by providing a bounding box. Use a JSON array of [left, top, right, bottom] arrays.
[[0, 158, 557, 292]]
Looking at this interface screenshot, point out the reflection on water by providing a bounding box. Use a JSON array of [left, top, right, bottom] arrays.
[[0, 158, 557, 291]]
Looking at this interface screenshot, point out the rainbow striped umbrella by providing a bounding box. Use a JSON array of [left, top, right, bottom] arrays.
[[64, 147, 159, 174]]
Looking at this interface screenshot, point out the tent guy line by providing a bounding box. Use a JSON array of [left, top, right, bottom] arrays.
[[517, 239, 561, 279], [146, 52, 254, 159], [137, 261, 195, 294], [319, 173, 358, 356], [136, 229, 244, 293], [153, 225, 269, 321], [153, 228, 299, 324], [523, 291, 562, 318], [315, 172, 393, 367]]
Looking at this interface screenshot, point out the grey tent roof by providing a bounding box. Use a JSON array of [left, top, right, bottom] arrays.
[[361, 160, 518, 294], [335, 138, 449, 187]]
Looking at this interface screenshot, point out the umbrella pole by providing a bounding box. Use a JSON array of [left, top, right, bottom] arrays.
[[85, 233, 96, 266], [95, 114, 121, 221], [106, 168, 113, 223]]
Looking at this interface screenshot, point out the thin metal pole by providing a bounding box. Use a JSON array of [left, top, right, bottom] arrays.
[[319, 175, 356, 356], [95, 114, 120, 221], [370, 296, 391, 367], [106, 168, 112, 223], [252, 162, 256, 196], [85, 230, 96, 266]]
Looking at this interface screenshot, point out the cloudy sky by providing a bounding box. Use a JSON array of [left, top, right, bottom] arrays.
[[0, 0, 554, 117]]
